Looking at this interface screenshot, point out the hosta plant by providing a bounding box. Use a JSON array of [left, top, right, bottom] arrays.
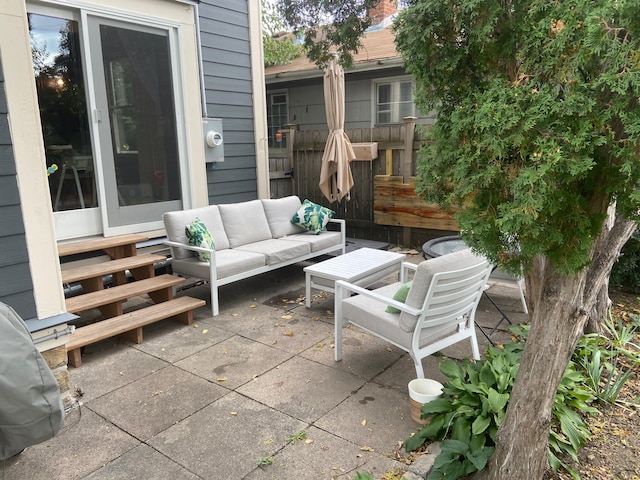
[[405, 326, 597, 480]]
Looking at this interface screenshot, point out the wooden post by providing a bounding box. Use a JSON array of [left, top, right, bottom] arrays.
[[402, 116, 418, 246], [402, 116, 417, 183], [284, 123, 297, 196], [385, 149, 393, 175]]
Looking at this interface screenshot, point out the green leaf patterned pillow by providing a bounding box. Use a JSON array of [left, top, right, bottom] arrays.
[[185, 217, 215, 262], [290, 199, 335, 234]]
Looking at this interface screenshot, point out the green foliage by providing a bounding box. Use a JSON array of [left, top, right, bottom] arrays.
[[610, 231, 640, 293], [257, 456, 274, 466], [350, 473, 374, 480], [276, 0, 380, 68], [263, 35, 304, 67], [405, 326, 597, 479], [286, 429, 307, 444], [262, 0, 304, 66], [394, 0, 640, 276], [576, 311, 640, 406]]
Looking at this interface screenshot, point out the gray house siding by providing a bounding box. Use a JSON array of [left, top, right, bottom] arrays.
[[198, 0, 259, 204], [267, 67, 435, 132], [0, 58, 36, 320]]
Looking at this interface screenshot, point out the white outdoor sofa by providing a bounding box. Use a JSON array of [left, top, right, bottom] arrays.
[[163, 196, 345, 316]]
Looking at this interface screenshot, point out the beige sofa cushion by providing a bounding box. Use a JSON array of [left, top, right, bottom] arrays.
[[163, 205, 229, 260], [281, 231, 342, 252], [235, 239, 310, 265], [218, 200, 273, 248], [262, 196, 306, 238], [171, 249, 266, 280]]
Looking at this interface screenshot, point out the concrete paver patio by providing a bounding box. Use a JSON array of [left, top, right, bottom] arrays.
[[3, 253, 528, 480]]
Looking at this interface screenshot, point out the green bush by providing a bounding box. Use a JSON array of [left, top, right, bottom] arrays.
[[610, 230, 640, 294]]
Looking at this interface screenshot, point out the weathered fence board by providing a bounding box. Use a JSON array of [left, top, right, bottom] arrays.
[[373, 176, 458, 230], [268, 122, 459, 248]]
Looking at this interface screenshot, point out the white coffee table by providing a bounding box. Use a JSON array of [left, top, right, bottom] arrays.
[[303, 247, 405, 308]]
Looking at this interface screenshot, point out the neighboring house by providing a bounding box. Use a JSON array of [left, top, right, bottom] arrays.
[[264, 9, 434, 149], [0, 1, 268, 338]]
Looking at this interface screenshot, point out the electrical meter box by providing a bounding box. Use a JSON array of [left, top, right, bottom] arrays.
[[203, 118, 224, 163]]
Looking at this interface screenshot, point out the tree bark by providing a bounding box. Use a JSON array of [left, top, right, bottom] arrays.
[[475, 215, 636, 479], [585, 281, 610, 334]]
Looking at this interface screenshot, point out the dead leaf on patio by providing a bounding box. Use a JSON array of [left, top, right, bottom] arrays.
[[216, 377, 228, 382], [230, 411, 238, 416], [232, 313, 239, 317], [281, 314, 292, 320], [249, 304, 257, 308], [202, 329, 208, 334], [305, 439, 313, 444], [283, 331, 294, 337], [361, 419, 367, 426], [360, 446, 374, 452]]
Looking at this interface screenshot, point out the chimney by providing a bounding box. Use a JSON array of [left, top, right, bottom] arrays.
[[368, 0, 397, 25]]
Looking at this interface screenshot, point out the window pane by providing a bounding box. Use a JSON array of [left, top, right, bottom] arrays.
[[377, 84, 391, 104], [29, 13, 97, 211], [375, 80, 414, 125], [267, 92, 288, 148], [399, 81, 412, 102], [99, 24, 181, 206]]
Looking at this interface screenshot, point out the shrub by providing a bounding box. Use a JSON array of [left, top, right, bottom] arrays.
[[405, 325, 597, 480], [610, 230, 640, 294]]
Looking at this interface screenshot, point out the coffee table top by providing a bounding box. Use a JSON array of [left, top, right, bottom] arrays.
[[304, 247, 405, 282]]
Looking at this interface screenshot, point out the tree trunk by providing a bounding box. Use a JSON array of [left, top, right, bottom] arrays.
[[475, 215, 636, 479], [585, 281, 610, 334]]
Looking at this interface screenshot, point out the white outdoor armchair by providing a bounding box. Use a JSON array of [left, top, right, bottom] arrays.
[[334, 249, 493, 378]]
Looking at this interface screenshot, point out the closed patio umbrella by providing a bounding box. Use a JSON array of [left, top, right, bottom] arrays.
[[319, 55, 356, 202]]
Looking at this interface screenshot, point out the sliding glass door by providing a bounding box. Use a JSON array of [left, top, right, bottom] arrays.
[[29, 4, 185, 238], [88, 16, 182, 228]]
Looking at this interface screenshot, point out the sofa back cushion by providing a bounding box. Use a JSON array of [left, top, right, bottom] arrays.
[[163, 205, 229, 260], [262, 196, 306, 238], [218, 199, 273, 248]]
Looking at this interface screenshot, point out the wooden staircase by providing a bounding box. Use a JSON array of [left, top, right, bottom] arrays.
[[59, 234, 205, 367]]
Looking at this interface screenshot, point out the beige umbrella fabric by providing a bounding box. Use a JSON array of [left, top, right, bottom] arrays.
[[319, 55, 356, 202]]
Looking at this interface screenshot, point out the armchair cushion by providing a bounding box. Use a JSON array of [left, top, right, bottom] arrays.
[[399, 249, 486, 332]]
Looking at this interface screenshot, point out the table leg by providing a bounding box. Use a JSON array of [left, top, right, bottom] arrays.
[[305, 273, 312, 308]]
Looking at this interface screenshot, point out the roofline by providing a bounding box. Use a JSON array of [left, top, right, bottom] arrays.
[[265, 57, 405, 85]]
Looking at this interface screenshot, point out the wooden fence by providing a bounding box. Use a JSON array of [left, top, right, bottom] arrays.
[[268, 118, 458, 249]]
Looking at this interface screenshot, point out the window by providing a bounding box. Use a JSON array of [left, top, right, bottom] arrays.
[[267, 91, 288, 148], [374, 78, 415, 125]]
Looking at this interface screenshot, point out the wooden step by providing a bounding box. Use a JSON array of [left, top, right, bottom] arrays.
[[61, 253, 166, 291], [58, 234, 149, 259], [66, 296, 206, 368], [65, 274, 186, 318]]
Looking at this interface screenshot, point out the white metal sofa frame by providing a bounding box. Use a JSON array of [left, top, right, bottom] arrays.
[[334, 250, 493, 379], [165, 221, 345, 317]]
